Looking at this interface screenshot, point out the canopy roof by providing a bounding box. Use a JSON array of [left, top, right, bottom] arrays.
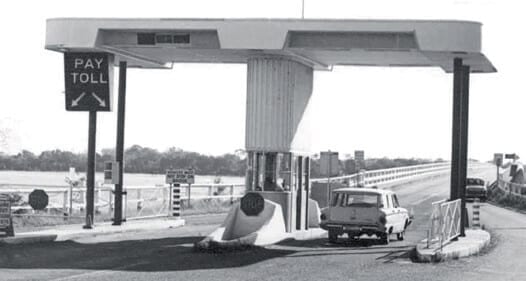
[[46, 18, 496, 73]]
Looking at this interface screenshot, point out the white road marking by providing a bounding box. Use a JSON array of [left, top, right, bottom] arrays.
[[49, 261, 149, 281]]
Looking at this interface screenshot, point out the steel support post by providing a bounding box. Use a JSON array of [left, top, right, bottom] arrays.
[[113, 61, 127, 225], [450, 58, 463, 201], [459, 64, 471, 236], [83, 110, 97, 229]]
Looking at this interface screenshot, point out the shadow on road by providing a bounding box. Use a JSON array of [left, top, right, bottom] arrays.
[[273, 238, 416, 262], [0, 235, 418, 272], [0, 236, 294, 272]]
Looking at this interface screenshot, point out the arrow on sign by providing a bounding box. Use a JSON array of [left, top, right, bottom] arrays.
[[71, 92, 86, 107], [91, 92, 106, 107]]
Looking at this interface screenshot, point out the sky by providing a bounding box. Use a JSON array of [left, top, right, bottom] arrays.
[[0, 0, 524, 161]]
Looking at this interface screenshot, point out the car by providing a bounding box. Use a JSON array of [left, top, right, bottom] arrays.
[[465, 178, 487, 202], [320, 188, 411, 245]]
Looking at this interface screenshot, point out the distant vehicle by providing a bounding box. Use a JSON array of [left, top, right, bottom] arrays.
[[465, 178, 487, 202], [320, 188, 411, 245]]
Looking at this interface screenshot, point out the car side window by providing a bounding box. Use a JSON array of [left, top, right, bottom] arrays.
[[393, 195, 400, 208], [331, 193, 340, 206], [340, 194, 348, 207]]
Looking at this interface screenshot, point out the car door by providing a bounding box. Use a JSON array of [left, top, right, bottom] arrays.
[[384, 194, 396, 230], [391, 194, 406, 232]]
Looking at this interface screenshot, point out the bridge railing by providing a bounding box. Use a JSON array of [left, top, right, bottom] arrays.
[[426, 198, 461, 250], [311, 162, 452, 187]]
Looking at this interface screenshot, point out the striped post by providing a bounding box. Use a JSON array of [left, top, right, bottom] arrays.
[[472, 198, 481, 228], [172, 184, 181, 218]]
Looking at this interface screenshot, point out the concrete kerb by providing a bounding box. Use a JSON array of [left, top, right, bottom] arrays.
[[1, 218, 185, 245], [0, 234, 58, 245], [415, 229, 491, 262]]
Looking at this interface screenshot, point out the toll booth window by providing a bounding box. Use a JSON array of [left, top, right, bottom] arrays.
[[248, 151, 297, 192], [279, 153, 292, 191], [263, 152, 286, 192]]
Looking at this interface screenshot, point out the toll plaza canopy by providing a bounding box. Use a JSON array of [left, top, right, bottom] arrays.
[[45, 18, 495, 73]]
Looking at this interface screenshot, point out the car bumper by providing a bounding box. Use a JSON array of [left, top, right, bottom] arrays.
[[320, 222, 386, 234], [465, 193, 487, 200]]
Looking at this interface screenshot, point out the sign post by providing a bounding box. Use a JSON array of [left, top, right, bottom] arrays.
[[0, 194, 14, 237], [166, 169, 195, 210], [64, 52, 113, 229], [113, 61, 127, 226], [494, 153, 503, 186]]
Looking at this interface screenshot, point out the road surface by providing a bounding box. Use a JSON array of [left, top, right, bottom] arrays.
[[1, 164, 525, 281]]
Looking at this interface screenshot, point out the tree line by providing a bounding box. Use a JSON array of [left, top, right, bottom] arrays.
[[0, 145, 246, 176], [0, 145, 442, 177]]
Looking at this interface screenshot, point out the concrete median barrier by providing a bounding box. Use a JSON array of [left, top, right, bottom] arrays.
[[416, 229, 491, 262], [195, 199, 289, 250]]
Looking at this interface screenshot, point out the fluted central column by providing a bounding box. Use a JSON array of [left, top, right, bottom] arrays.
[[245, 56, 313, 154]]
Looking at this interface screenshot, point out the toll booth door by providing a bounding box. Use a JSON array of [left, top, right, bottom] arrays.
[[296, 156, 303, 230], [304, 157, 310, 230]]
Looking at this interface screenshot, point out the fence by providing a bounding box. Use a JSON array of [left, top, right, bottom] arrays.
[[426, 199, 461, 250], [2, 162, 487, 221], [1, 183, 245, 221]]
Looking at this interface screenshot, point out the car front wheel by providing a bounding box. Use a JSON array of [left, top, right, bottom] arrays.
[[328, 230, 338, 243]]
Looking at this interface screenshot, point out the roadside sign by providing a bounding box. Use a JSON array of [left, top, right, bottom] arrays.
[[64, 52, 113, 111], [28, 189, 49, 210], [494, 153, 503, 166], [240, 192, 264, 216], [354, 150, 365, 171], [104, 161, 120, 184], [166, 169, 195, 184], [0, 194, 11, 228], [320, 151, 339, 176], [354, 150, 365, 162]]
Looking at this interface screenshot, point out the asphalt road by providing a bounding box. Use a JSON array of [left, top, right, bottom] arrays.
[[1, 165, 525, 281]]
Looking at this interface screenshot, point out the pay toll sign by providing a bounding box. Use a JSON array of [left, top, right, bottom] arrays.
[[64, 52, 113, 111]]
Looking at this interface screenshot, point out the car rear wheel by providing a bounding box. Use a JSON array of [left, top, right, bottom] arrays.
[[328, 230, 338, 243], [397, 231, 405, 241], [380, 233, 390, 245]]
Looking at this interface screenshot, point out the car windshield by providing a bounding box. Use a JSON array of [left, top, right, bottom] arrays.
[[331, 192, 379, 207], [466, 178, 484, 186]]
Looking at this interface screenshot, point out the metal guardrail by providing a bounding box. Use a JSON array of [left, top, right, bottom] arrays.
[[496, 177, 526, 197], [426, 199, 461, 250], [311, 162, 452, 187]]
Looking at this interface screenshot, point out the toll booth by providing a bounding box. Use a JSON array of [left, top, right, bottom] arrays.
[[246, 152, 310, 232], [244, 57, 314, 232], [45, 19, 496, 234]]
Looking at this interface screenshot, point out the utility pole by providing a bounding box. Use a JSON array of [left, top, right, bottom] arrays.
[[113, 61, 127, 225]]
